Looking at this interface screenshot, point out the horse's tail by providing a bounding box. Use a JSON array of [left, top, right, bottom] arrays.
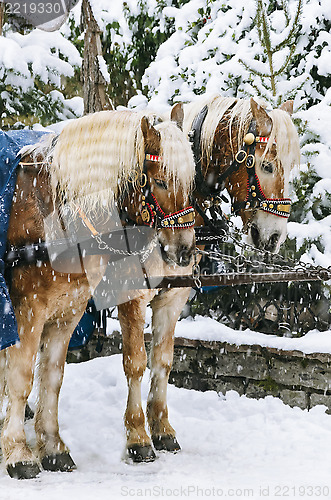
[[19, 132, 59, 165]]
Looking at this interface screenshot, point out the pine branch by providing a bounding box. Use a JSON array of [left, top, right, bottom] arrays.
[[281, 0, 291, 26], [274, 44, 297, 76], [255, 0, 272, 56], [239, 58, 272, 79], [274, 0, 303, 52]]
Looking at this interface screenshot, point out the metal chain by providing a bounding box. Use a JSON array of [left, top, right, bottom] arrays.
[[92, 232, 159, 263], [86, 219, 331, 281], [196, 218, 331, 281], [192, 251, 202, 288]]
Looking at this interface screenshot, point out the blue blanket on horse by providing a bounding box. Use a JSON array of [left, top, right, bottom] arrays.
[[0, 130, 97, 351], [0, 130, 47, 350]]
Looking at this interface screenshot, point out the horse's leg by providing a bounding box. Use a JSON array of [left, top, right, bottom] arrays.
[[118, 295, 156, 463], [1, 299, 46, 479], [147, 288, 191, 452], [34, 308, 85, 473]]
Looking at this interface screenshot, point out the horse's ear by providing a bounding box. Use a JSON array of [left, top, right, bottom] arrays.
[[141, 116, 161, 147], [170, 103, 184, 131], [250, 98, 273, 136], [279, 100, 294, 116]]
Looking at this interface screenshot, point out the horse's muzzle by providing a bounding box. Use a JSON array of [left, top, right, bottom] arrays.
[[250, 223, 281, 253], [177, 244, 195, 267], [160, 241, 195, 267]]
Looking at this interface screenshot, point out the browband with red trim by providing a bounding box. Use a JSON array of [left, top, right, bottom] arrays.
[[145, 154, 162, 162], [255, 136, 276, 144]]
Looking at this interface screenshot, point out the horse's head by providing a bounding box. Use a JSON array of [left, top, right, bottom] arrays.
[[227, 98, 300, 253], [138, 106, 196, 267]]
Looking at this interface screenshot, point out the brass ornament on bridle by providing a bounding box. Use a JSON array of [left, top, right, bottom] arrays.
[[139, 173, 147, 188]]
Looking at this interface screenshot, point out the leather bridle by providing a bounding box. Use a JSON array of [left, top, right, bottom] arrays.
[[122, 154, 195, 230], [189, 106, 292, 224]]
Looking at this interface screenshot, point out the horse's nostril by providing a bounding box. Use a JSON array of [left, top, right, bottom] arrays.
[[250, 224, 260, 248], [266, 232, 280, 252], [178, 245, 193, 267]]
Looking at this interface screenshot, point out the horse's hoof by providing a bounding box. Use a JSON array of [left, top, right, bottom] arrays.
[[127, 444, 156, 463], [7, 461, 41, 480], [152, 435, 181, 452], [41, 452, 77, 472]]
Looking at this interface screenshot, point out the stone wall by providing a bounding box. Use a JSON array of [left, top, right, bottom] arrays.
[[67, 330, 331, 412]]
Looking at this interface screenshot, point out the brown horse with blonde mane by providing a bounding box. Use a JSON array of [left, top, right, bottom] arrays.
[[136, 94, 300, 461], [182, 96, 300, 251], [1, 105, 196, 479]]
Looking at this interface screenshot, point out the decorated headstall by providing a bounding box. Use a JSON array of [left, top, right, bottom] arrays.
[[189, 107, 291, 222], [137, 154, 195, 229], [231, 124, 292, 219]]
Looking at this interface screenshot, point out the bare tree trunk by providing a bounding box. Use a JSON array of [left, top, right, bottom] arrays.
[[81, 0, 113, 114], [0, 3, 5, 37]]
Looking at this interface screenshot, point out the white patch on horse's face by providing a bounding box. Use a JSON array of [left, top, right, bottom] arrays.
[[157, 228, 195, 267]]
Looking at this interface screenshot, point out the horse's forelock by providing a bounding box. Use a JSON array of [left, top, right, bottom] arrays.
[[268, 108, 301, 173], [156, 120, 195, 196]]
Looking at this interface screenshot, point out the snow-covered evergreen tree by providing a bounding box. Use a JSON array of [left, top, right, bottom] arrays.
[[0, 12, 82, 128], [65, 0, 190, 107], [142, 0, 331, 269]]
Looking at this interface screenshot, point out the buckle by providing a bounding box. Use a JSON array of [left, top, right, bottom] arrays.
[[246, 155, 255, 168], [139, 173, 147, 188], [235, 150, 247, 164]]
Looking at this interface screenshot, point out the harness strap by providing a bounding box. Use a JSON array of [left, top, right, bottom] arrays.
[[75, 206, 99, 236], [217, 121, 257, 186], [139, 155, 195, 229], [232, 124, 292, 218], [189, 105, 210, 197], [192, 197, 228, 236]]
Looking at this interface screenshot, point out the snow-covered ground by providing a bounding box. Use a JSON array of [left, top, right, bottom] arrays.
[[1, 354, 331, 500], [107, 310, 331, 355]]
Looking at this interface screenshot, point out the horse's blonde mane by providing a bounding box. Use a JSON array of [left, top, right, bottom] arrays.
[[184, 95, 300, 174], [26, 110, 195, 216]]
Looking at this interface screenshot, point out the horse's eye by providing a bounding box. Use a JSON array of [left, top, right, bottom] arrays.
[[261, 161, 274, 174], [154, 179, 168, 190]]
